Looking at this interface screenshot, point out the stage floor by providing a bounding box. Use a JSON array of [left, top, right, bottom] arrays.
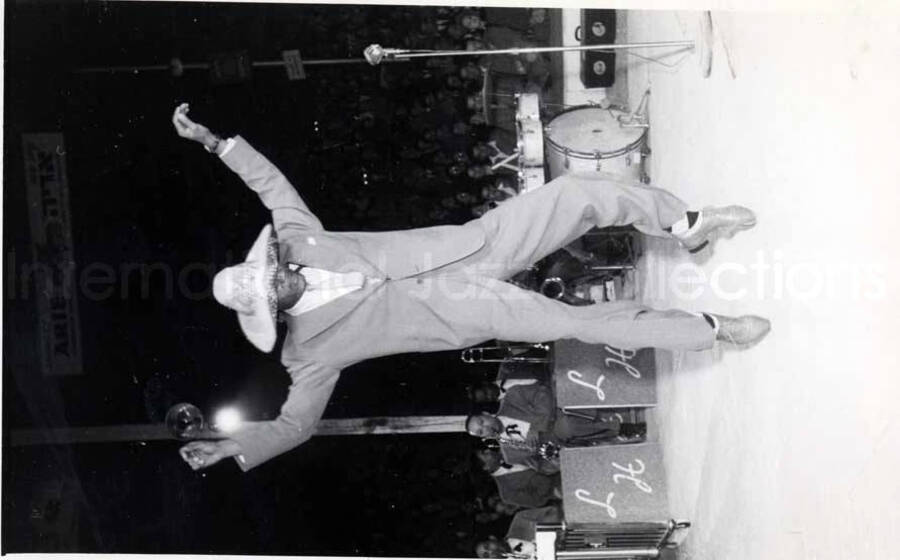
[[614, 10, 900, 560]]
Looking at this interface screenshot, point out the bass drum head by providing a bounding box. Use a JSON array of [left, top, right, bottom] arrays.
[[545, 106, 646, 180], [545, 106, 644, 156]]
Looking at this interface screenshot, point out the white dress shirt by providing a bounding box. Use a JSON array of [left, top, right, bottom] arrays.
[[506, 538, 536, 558], [497, 415, 532, 443], [285, 265, 375, 316]]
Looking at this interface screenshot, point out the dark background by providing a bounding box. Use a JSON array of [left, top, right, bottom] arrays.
[[3, 2, 555, 554]]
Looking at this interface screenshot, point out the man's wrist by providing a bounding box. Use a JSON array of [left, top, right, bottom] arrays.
[[203, 133, 222, 154], [219, 439, 242, 457]]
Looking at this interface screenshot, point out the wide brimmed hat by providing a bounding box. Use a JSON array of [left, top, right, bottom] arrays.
[[212, 225, 279, 352]]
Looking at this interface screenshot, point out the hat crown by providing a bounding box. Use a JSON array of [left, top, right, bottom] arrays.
[[213, 265, 261, 314], [212, 224, 279, 353]]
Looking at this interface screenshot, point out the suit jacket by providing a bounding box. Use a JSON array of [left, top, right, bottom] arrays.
[[495, 384, 620, 473], [497, 383, 555, 432], [496, 384, 560, 474], [221, 137, 486, 470], [505, 505, 563, 543], [493, 469, 560, 509]]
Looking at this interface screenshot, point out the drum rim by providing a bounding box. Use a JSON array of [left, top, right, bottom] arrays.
[[544, 105, 647, 160], [517, 99, 545, 166]]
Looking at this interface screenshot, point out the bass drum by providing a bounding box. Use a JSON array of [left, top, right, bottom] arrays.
[[544, 105, 647, 182]]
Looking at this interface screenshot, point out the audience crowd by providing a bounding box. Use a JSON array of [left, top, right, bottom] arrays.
[[301, 5, 553, 231]]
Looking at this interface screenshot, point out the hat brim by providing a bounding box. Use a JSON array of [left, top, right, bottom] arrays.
[[236, 225, 278, 353]]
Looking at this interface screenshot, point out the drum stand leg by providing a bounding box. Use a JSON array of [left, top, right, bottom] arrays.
[[491, 151, 521, 173], [619, 88, 651, 129]]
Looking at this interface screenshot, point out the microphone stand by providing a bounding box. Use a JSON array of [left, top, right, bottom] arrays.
[[363, 41, 695, 65]]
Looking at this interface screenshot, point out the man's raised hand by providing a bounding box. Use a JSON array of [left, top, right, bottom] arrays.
[[172, 103, 213, 144]]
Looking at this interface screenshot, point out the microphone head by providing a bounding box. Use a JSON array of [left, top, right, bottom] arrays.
[[364, 44, 386, 66]]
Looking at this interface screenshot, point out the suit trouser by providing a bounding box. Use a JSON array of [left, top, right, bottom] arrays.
[[423, 172, 717, 351]]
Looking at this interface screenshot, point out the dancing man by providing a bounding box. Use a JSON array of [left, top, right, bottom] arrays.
[[171, 103, 769, 472]]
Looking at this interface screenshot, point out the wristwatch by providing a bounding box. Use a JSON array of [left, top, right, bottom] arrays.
[[204, 135, 222, 154]]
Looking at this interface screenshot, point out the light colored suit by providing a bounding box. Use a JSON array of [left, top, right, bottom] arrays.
[[221, 137, 715, 470]]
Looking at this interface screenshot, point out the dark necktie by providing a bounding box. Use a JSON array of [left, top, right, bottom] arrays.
[[505, 424, 521, 437]]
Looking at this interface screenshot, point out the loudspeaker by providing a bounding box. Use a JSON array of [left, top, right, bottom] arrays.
[[579, 10, 617, 88], [580, 9, 616, 44], [581, 50, 616, 88]]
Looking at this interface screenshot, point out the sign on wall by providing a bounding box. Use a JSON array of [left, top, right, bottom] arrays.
[[23, 133, 83, 376], [282, 50, 306, 80], [554, 340, 657, 408], [561, 443, 668, 524]]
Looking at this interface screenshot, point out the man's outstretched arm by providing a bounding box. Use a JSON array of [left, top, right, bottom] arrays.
[[178, 360, 340, 471], [172, 103, 323, 232], [228, 361, 340, 471]]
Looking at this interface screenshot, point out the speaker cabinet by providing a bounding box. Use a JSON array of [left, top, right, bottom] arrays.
[[579, 9, 617, 88], [580, 9, 616, 44], [581, 50, 616, 88]]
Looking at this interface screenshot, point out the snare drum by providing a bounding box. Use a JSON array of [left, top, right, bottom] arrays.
[[544, 106, 647, 181], [516, 93, 547, 193], [516, 93, 544, 167]]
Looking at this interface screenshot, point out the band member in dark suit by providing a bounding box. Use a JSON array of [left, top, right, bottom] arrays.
[[476, 448, 561, 508], [475, 505, 563, 558], [466, 384, 645, 473]]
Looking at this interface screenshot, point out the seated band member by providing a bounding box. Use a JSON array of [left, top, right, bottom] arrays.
[[475, 505, 563, 559], [171, 103, 770, 472], [468, 372, 539, 407], [465, 384, 645, 474], [476, 448, 561, 508]]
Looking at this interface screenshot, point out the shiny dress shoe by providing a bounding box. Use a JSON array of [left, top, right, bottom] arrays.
[[614, 433, 646, 444], [711, 314, 771, 346], [679, 206, 757, 253], [614, 424, 646, 444], [618, 422, 647, 439]]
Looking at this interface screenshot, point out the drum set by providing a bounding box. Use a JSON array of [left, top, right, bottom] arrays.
[[506, 91, 651, 194]]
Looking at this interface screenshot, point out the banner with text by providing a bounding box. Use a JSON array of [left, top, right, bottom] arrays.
[[23, 133, 83, 376]]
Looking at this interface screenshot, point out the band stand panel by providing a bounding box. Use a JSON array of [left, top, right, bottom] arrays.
[[553, 340, 657, 409], [561, 444, 668, 524]]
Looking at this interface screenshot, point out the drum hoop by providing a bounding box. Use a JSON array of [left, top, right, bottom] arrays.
[[544, 105, 647, 160]]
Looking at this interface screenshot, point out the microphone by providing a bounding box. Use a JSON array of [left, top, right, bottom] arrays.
[[364, 44, 411, 66], [363, 44, 387, 66]]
